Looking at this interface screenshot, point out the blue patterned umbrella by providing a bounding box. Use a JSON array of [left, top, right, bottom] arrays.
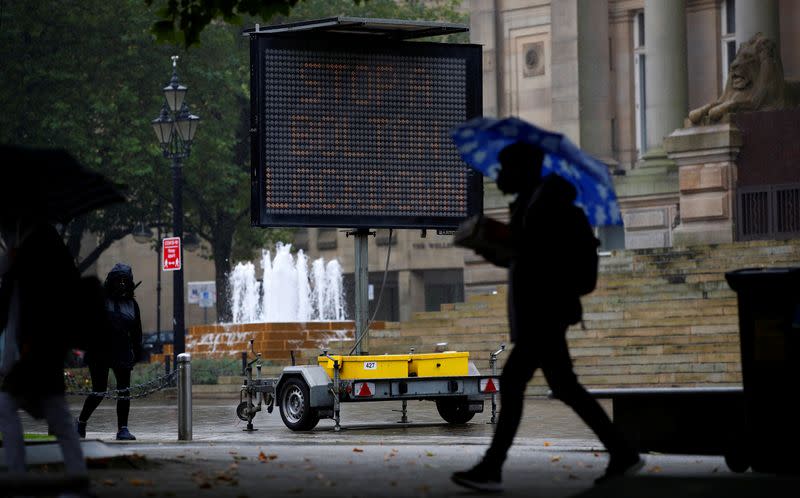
[[451, 117, 622, 226]]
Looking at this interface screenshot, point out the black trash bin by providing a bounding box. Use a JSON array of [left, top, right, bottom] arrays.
[[725, 267, 800, 474]]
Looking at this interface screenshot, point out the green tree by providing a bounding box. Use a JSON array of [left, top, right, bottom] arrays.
[[147, 0, 467, 47], [0, 0, 173, 273], [1, 0, 467, 321]]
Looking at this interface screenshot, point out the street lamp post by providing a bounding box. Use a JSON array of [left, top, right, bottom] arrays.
[[152, 55, 200, 359]]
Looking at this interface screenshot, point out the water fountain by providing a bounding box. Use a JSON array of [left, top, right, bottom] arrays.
[[185, 242, 352, 359], [229, 242, 346, 323]]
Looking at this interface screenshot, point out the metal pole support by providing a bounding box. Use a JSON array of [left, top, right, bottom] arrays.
[[353, 229, 370, 355], [332, 359, 341, 432], [177, 353, 192, 441], [489, 343, 506, 425]]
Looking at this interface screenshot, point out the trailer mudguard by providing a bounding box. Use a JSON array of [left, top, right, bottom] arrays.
[[276, 365, 334, 408]]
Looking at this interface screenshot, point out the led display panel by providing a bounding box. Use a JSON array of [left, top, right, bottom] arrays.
[[250, 35, 483, 229]]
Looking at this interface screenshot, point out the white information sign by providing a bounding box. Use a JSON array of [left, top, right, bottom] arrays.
[[188, 281, 216, 307]]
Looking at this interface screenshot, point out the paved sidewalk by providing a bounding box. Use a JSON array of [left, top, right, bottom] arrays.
[[2, 398, 798, 497]]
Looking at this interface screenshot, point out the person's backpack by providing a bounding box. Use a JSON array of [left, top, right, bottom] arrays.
[[570, 207, 601, 296]]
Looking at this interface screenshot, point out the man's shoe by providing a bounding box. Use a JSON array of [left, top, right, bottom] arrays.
[[595, 453, 644, 485], [451, 463, 502, 493], [76, 419, 86, 438], [115, 427, 136, 441]]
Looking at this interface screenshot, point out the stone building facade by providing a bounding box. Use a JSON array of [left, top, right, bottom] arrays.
[[99, 0, 800, 332]]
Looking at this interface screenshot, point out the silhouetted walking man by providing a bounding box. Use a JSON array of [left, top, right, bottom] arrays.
[[452, 142, 642, 492]]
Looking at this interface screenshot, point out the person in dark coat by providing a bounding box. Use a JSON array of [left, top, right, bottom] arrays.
[[76, 263, 143, 441], [451, 143, 642, 492], [0, 216, 89, 482]]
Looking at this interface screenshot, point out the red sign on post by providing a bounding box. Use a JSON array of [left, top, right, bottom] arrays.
[[162, 237, 182, 271]]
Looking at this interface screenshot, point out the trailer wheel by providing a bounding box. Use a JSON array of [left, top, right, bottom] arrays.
[[725, 449, 750, 473], [279, 378, 320, 431], [236, 401, 253, 422], [436, 398, 475, 424]]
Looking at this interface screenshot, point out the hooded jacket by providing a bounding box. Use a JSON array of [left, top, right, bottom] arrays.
[[85, 263, 143, 368], [507, 175, 586, 342]]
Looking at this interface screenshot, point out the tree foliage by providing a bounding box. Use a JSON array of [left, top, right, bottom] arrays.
[[1, 0, 467, 320], [147, 0, 466, 47]]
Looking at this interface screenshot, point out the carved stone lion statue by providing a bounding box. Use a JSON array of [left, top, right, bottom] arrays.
[[688, 33, 800, 125]]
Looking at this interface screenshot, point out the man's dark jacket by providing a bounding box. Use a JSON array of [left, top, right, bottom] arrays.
[[0, 223, 80, 397], [507, 175, 588, 343]]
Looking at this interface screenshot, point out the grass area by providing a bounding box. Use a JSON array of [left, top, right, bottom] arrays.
[[0, 433, 56, 443]]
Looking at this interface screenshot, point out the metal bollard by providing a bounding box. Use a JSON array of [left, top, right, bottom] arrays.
[[177, 353, 192, 441]]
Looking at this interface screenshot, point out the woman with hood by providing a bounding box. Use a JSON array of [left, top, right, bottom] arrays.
[[76, 263, 143, 440]]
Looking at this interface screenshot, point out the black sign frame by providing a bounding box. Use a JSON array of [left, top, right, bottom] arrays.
[[249, 34, 483, 229]]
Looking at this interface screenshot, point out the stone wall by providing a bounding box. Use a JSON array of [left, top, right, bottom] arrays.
[[175, 239, 799, 395], [162, 321, 358, 362]]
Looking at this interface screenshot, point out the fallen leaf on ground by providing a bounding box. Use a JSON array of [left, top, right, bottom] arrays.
[[258, 452, 267, 462], [544, 442, 551, 447], [268, 454, 278, 460], [568, 474, 580, 480], [390, 481, 398, 487], [128, 479, 152, 487], [550, 456, 561, 463], [229, 451, 238, 455], [649, 466, 662, 473], [353, 448, 364, 453], [102, 479, 116, 486], [425, 451, 435, 457], [712, 467, 719, 473], [197, 481, 212, 489]]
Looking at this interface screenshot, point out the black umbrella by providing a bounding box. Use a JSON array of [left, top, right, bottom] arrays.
[[1, 145, 126, 224]]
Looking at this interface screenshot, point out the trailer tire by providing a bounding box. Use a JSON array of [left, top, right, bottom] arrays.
[[436, 398, 475, 424], [278, 377, 320, 431]]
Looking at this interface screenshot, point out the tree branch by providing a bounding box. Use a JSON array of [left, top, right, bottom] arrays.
[[76, 227, 133, 274]]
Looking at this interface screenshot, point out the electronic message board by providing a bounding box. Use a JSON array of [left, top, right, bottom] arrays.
[[250, 35, 483, 229]]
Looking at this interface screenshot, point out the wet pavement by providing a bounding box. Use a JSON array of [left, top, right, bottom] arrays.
[[5, 397, 796, 497]]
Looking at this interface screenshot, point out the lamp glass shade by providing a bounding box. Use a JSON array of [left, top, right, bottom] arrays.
[[151, 113, 172, 146], [163, 83, 187, 112], [176, 114, 200, 143]]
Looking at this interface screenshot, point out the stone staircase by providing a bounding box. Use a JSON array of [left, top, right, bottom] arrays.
[[181, 239, 799, 397], [359, 239, 800, 395]]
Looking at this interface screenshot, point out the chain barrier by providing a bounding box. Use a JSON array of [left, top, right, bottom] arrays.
[[62, 357, 241, 401], [64, 368, 178, 400]]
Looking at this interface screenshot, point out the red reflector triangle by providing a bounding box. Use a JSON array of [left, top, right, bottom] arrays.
[[484, 378, 497, 393], [358, 383, 372, 396]]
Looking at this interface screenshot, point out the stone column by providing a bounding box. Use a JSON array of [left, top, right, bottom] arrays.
[[577, 0, 612, 162], [551, 0, 612, 160], [644, 0, 688, 153], [664, 124, 742, 246], [736, 0, 780, 50], [615, 1, 687, 249]]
